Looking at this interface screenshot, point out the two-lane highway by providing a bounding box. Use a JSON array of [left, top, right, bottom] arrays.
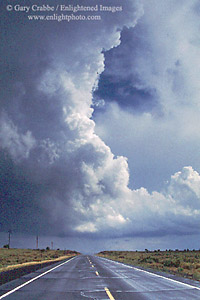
[[0, 255, 200, 299]]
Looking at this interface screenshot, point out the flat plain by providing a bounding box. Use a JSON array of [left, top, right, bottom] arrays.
[[98, 250, 200, 281], [0, 248, 79, 272]]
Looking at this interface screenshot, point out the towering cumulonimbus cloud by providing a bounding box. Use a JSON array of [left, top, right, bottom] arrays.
[[1, 0, 200, 239]]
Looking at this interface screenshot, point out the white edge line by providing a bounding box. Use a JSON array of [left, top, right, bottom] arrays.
[[0, 256, 76, 299], [98, 256, 200, 291]]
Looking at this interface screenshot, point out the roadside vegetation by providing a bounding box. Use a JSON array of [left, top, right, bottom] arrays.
[[0, 248, 80, 273], [98, 250, 200, 281]]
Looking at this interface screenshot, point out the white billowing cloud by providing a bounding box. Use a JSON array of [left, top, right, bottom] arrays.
[[73, 165, 200, 236], [167, 166, 200, 209], [95, 100, 200, 192], [76, 222, 98, 233], [1, 0, 200, 240], [0, 112, 36, 161], [70, 2, 200, 236], [95, 0, 200, 191]]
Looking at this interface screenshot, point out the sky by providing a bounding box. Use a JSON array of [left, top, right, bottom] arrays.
[[1, 0, 200, 253]]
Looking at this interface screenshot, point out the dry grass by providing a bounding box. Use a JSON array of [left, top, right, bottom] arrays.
[[0, 248, 79, 273], [98, 250, 200, 281]]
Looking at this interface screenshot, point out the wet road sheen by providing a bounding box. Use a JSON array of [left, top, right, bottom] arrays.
[[0, 255, 200, 299]]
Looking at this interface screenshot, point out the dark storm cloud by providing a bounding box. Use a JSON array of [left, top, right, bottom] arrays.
[[1, 0, 200, 243], [0, 0, 144, 236], [93, 26, 159, 113], [93, 73, 157, 111]]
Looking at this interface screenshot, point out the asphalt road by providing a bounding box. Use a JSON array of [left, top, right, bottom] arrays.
[[0, 255, 200, 299]]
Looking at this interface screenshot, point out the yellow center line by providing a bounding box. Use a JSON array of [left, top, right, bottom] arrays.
[[105, 287, 115, 300], [95, 271, 99, 276], [91, 264, 94, 268]]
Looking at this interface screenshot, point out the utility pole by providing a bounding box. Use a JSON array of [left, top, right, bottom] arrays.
[[36, 235, 39, 249], [51, 241, 53, 250], [8, 229, 12, 249]]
